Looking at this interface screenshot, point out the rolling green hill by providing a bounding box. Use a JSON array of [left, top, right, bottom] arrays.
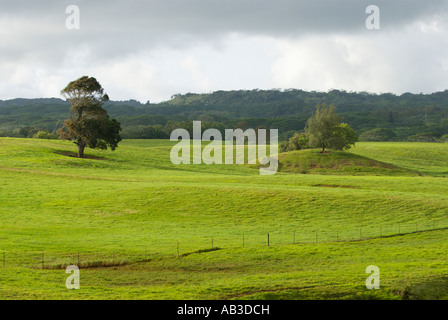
[[1, 139, 448, 299], [348, 142, 448, 177], [277, 149, 419, 176]]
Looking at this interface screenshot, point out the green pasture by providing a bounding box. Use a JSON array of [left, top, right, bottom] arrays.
[[0, 138, 448, 299]]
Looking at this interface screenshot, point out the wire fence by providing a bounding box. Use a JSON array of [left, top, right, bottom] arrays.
[[1, 218, 447, 270]]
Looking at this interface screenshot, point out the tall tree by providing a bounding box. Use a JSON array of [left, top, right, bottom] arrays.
[[57, 76, 121, 158], [305, 103, 357, 153]]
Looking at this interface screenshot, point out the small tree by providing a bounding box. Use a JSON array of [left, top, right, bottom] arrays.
[[332, 123, 358, 150], [280, 132, 309, 152], [57, 76, 121, 158], [305, 103, 357, 153]]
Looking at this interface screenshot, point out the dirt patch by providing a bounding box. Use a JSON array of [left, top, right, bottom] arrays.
[[93, 209, 140, 216], [312, 184, 360, 189]]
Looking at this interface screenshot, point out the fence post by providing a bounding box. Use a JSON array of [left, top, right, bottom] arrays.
[[336, 230, 339, 241], [315, 230, 318, 244], [243, 234, 245, 248], [77, 252, 80, 267], [267, 233, 270, 247], [293, 231, 296, 244], [3, 252, 5, 267], [145, 246, 147, 260], [41, 252, 44, 270], [211, 237, 214, 249], [177, 242, 179, 257], [113, 249, 115, 264]]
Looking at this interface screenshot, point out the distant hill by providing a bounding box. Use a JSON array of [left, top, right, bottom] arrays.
[[1, 89, 447, 140]]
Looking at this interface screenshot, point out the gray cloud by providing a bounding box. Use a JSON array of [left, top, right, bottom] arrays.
[[2, 0, 447, 52], [0, 0, 447, 100]]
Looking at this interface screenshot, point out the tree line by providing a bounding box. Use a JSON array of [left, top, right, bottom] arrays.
[[1, 85, 447, 143]]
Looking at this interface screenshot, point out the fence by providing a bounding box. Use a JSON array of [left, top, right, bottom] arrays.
[[1, 218, 446, 270]]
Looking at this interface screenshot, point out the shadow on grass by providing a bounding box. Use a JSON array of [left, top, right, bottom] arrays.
[[52, 149, 106, 160]]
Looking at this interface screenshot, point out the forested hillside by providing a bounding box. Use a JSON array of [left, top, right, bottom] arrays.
[[1, 89, 447, 141]]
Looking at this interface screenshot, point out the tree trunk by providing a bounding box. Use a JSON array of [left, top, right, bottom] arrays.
[[321, 146, 325, 153], [78, 143, 85, 158]]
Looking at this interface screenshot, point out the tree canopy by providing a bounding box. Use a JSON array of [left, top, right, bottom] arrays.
[[57, 76, 121, 158], [305, 103, 357, 153]]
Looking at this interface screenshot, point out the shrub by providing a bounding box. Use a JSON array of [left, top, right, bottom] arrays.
[[407, 132, 440, 142], [440, 135, 448, 143], [359, 128, 397, 142], [280, 132, 309, 152], [34, 131, 59, 139]]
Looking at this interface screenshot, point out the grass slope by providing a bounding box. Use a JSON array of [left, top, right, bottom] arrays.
[[0, 139, 448, 299], [278, 149, 419, 176], [348, 142, 448, 177]]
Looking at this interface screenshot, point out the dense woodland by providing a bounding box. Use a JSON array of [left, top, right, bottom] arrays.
[[1, 89, 448, 142]]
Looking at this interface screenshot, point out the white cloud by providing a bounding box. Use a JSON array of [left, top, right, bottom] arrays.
[[270, 14, 448, 94], [179, 57, 215, 92], [91, 54, 163, 103]]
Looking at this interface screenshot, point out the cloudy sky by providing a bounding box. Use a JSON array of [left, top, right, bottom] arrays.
[[1, 0, 447, 102]]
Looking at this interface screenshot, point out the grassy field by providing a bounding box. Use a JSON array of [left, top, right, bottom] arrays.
[[1, 138, 448, 299]]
